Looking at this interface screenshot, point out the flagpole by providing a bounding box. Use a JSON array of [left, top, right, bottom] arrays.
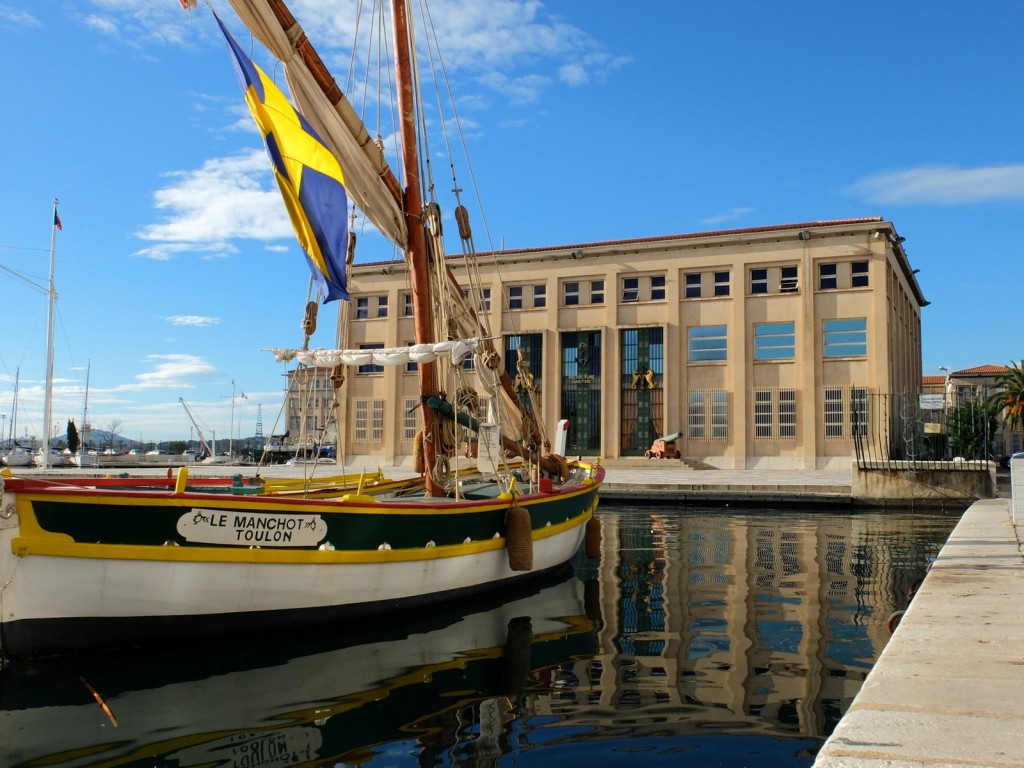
[[42, 198, 59, 470]]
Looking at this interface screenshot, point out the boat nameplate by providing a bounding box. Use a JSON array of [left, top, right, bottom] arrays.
[[177, 508, 328, 547]]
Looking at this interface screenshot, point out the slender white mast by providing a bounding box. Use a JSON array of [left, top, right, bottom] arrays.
[[80, 360, 90, 464], [41, 198, 60, 469]]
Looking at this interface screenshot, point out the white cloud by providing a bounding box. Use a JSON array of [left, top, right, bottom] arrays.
[[699, 207, 755, 226], [850, 164, 1024, 205], [84, 14, 117, 35], [117, 354, 218, 392], [0, 5, 41, 27], [134, 150, 291, 260], [166, 315, 220, 327]]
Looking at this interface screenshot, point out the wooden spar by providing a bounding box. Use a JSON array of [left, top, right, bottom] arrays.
[[262, 0, 403, 206], [392, 0, 440, 495]]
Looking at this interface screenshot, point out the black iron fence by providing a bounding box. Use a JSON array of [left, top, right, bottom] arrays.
[[854, 392, 1000, 469]]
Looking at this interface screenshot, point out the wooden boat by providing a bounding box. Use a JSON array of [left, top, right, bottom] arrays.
[[0, 573, 599, 766], [0, 0, 603, 658]]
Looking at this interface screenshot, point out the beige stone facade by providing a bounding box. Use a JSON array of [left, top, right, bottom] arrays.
[[334, 218, 925, 470]]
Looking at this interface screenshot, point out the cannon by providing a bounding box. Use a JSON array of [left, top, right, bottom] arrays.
[[645, 431, 683, 460]]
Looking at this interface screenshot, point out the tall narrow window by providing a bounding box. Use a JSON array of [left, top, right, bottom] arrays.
[[509, 285, 523, 310], [371, 399, 385, 441], [851, 387, 868, 436], [780, 265, 799, 292], [754, 390, 773, 438], [403, 397, 419, 440], [711, 391, 729, 439], [750, 268, 768, 294], [687, 391, 706, 439], [851, 260, 870, 287], [685, 273, 702, 298], [779, 390, 797, 438], [591, 279, 605, 304], [353, 398, 368, 441], [376, 295, 388, 318], [754, 322, 796, 361], [403, 292, 413, 316], [714, 271, 730, 297], [564, 281, 580, 306], [819, 263, 838, 290], [650, 275, 666, 300], [533, 284, 547, 308], [355, 297, 369, 319], [824, 387, 844, 439], [622, 277, 639, 303]]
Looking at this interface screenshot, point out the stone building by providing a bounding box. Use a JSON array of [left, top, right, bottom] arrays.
[[334, 217, 925, 470]]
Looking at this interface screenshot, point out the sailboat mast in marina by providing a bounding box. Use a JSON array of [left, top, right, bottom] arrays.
[[39, 200, 60, 470]]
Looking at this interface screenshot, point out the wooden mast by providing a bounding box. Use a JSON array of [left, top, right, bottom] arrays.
[[392, 0, 440, 495]]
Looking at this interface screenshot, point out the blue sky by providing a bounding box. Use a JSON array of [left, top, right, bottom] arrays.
[[1, 0, 1021, 444]]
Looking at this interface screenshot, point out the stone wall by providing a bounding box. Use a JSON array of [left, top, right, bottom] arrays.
[[853, 460, 996, 501]]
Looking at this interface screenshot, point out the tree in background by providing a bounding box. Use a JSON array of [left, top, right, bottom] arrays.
[[990, 361, 1024, 441], [66, 419, 79, 455], [947, 400, 1000, 460]]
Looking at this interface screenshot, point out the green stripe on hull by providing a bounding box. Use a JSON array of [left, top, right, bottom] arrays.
[[26, 487, 598, 552]]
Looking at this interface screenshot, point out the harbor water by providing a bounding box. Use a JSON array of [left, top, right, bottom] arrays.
[[0, 503, 961, 767]]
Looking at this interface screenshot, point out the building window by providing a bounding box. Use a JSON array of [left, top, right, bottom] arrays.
[[687, 325, 728, 362], [505, 334, 543, 395], [405, 342, 418, 373], [510, 284, 547, 309], [824, 387, 844, 439], [351, 398, 383, 442], [564, 281, 580, 306], [591, 279, 604, 304], [479, 288, 491, 311], [650, 275, 666, 300], [750, 268, 768, 294], [357, 343, 384, 375], [780, 265, 799, 292], [851, 260, 870, 288], [819, 263, 838, 290], [355, 295, 388, 319], [533, 284, 547, 308], [780, 390, 797, 437], [851, 387, 868, 436], [714, 271, 730, 297], [753, 388, 797, 440], [754, 390, 773, 439], [403, 292, 413, 316], [754, 322, 796, 361], [688, 389, 728, 440], [823, 318, 867, 358], [353, 398, 368, 441], [685, 273, 702, 299], [403, 397, 419, 440], [371, 399, 385, 442], [621, 277, 639, 303]]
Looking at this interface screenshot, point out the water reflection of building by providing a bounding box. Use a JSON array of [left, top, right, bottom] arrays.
[[551, 510, 950, 742]]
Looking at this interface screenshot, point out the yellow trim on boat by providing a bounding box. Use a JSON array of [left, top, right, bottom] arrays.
[[10, 510, 592, 564]]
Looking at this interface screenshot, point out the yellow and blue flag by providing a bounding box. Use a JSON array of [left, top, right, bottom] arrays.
[[216, 15, 349, 303]]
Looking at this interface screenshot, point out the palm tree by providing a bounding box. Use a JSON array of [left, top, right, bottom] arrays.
[[989, 360, 1024, 443]]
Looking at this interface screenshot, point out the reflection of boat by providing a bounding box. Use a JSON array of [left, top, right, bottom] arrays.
[[0, 0, 603, 659], [0, 572, 598, 768]]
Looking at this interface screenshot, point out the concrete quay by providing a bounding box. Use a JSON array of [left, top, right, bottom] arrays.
[[813, 494, 1024, 768]]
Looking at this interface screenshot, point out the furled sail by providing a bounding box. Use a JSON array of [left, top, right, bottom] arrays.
[[268, 338, 481, 367], [227, 0, 407, 248]]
